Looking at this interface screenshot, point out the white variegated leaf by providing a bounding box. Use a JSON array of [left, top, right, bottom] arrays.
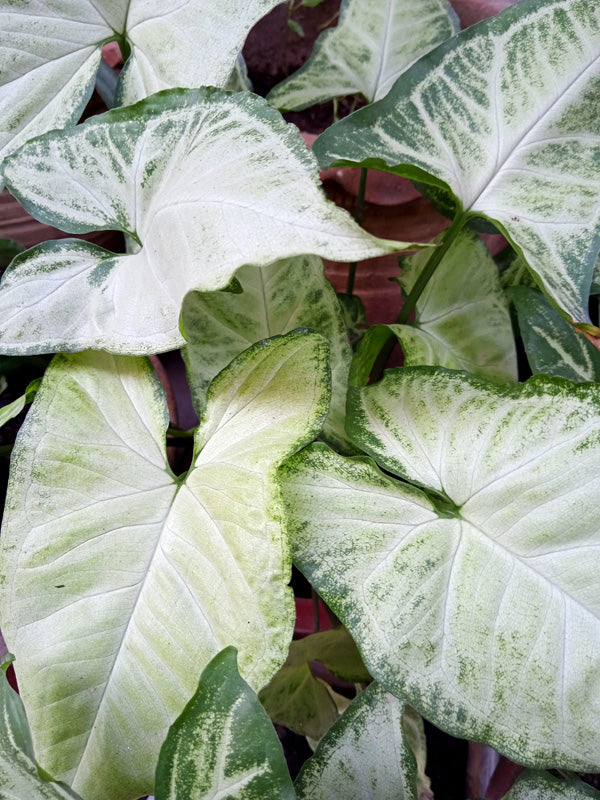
[[295, 682, 419, 800], [280, 369, 600, 769], [115, 1, 276, 105], [0, 331, 329, 800], [503, 771, 600, 799], [314, 0, 600, 327], [182, 256, 354, 451], [267, 0, 458, 109], [0, 0, 278, 182], [394, 228, 517, 381], [155, 648, 295, 800], [0, 89, 412, 355]]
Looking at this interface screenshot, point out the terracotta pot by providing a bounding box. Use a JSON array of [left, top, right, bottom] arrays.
[[450, 0, 520, 28]]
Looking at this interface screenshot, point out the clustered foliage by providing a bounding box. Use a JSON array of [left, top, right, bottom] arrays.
[[0, 0, 599, 798]]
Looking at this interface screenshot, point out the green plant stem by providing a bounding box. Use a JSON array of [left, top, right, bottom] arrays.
[[370, 212, 466, 382], [167, 426, 196, 439], [346, 167, 368, 296], [396, 212, 465, 325]]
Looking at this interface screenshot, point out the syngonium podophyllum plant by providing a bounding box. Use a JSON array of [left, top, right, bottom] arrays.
[[0, 0, 600, 798]]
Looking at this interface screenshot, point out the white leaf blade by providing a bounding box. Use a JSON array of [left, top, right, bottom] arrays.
[[282, 370, 600, 769], [268, 0, 458, 109], [0, 1, 113, 177], [503, 771, 600, 799], [0, 1, 279, 181], [0, 332, 329, 800], [117, 0, 279, 105], [0, 89, 412, 355]]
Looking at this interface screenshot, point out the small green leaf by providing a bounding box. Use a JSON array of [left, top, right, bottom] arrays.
[[259, 652, 340, 740], [269, 0, 458, 109], [295, 682, 420, 800], [155, 647, 295, 800], [511, 286, 600, 381], [259, 628, 369, 739], [288, 18, 305, 36]]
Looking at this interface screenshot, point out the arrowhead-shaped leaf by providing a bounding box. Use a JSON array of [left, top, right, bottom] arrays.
[[0, 0, 279, 180], [281, 369, 600, 769], [511, 286, 600, 381], [0, 657, 82, 799], [314, 0, 600, 326], [182, 256, 354, 451], [154, 647, 295, 800], [114, 1, 278, 105], [503, 771, 600, 799], [393, 228, 517, 380], [0, 89, 412, 355], [267, 0, 458, 108], [0, 331, 329, 800], [295, 682, 420, 800]]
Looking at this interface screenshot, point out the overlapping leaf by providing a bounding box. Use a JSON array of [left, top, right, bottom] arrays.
[[182, 256, 354, 451], [259, 627, 369, 740], [281, 368, 600, 769], [295, 682, 420, 800], [0, 657, 82, 799], [0, 88, 412, 355], [267, 0, 458, 109], [503, 771, 600, 799], [0, 331, 329, 800], [511, 286, 600, 380], [0, 0, 278, 182], [155, 648, 295, 800], [314, 0, 600, 326], [393, 229, 517, 380]]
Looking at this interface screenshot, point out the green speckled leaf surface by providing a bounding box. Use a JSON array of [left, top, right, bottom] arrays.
[[503, 771, 600, 799], [295, 682, 419, 800], [511, 286, 600, 381], [0, 0, 279, 181]]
